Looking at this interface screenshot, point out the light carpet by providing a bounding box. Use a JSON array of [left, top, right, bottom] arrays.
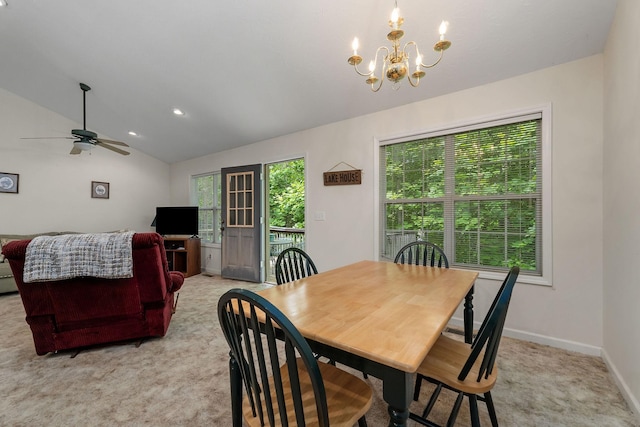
[[0, 274, 637, 426]]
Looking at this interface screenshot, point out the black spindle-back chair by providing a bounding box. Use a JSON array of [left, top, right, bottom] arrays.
[[275, 247, 318, 285], [218, 288, 372, 427], [394, 241, 449, 268], [410, 266, 520, 427]]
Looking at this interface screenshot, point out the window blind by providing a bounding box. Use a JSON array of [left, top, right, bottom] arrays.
[[380, 112, 543, 274]]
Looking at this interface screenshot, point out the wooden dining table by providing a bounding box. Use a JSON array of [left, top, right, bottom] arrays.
[[230, 261, 478, 426], [237, 259, 479, 427]]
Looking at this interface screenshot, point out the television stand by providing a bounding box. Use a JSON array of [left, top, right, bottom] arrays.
[[163, 237, 201, 277]]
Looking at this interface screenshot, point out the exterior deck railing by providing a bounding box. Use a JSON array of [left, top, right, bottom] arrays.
[[382, 230, 445, 261], [269, 226, 305, 246], [267, 226, 305, 282]]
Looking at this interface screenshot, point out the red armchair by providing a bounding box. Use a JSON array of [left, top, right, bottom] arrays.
[[2, 232, 184, 355]]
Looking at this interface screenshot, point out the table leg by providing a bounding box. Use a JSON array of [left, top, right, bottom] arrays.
[[229, 352, 242, 427], [464, 285, 474, 344], [383, 370, 413, 427], [308, 339, 413, 427]]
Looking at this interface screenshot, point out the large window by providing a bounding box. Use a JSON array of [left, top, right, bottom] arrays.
[[380, 110, 548, 278], [191, 173, 221, 244]]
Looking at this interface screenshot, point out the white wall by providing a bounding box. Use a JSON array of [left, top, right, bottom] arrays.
[[0, 87, 170, 234], [171, 55, 605, 354], [603, 0, 640, 417]]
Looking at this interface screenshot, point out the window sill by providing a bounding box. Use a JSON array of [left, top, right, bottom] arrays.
[[470, 268, 552, 287]]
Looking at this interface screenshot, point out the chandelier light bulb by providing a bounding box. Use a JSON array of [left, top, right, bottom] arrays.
[[416, 54, 422, 70], [352, 38, 359, 56], [439, 21, 449, 40], [391, 7, 400, 28], [369, 60, 376, 73]]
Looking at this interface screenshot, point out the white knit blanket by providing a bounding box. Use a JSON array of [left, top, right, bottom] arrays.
[[23, 232, 135, 283]]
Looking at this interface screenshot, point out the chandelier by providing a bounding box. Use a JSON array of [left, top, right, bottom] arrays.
[[347, 1, 451, 92]]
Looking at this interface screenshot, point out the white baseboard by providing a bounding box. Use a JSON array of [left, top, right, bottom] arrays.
[[601, 348, 640, 420], [448, 317, 601, 356]]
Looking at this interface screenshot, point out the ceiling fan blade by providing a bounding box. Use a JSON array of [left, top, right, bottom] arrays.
[[95, 138, 129, 147], [96, 141, 130, 156], [70, 146, 82, 155]]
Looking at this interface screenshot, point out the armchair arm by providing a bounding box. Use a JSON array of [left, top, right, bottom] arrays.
[[168, 271, 185, 292]]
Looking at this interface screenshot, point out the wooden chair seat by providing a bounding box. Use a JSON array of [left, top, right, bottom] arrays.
[[417, 335, 497, 395], [243, 359, 373, 427]]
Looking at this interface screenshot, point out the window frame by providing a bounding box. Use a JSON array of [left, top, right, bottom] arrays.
[[190, 172, 222, 245], [374, 105, 553, 286]]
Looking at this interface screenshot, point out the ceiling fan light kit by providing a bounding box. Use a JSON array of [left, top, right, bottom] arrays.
[[75, 141, 93, 151], [347, 0, 451, 92], [21, 83, 131, 156]]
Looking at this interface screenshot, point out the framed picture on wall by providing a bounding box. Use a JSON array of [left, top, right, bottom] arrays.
[[0, 172, 19, 194], [91, 181, 110, 199]]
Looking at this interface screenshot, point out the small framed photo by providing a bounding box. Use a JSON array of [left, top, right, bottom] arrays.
[[0, 172, 19, 194], [91, 181, 110, 199]]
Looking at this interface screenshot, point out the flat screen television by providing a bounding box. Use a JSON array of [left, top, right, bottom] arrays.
[[154, 206, 199, 236]]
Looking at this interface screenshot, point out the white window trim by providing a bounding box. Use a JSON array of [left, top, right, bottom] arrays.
[[372, 104, 553, 287]]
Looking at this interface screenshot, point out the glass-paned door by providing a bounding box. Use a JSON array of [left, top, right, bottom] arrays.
[[221, 164, 262, 282]]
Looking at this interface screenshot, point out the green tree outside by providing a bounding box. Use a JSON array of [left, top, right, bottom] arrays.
[[269, 159, 305, 228]]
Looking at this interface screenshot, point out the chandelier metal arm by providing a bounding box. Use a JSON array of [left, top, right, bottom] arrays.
[[369, 60, 386, 92], [352, 46, 390, 77], [415, 44, 446, 69], [370, 79, 385, 92], [407, 73, 421, 87], [400, 41, 439, 69], [407, 74, 420, 87], [352, 62, 372, 77]]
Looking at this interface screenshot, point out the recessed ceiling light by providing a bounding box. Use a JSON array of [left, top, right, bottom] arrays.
[[172, 108, 185, 116], [128, 131, 138, 136], [0, 1, 8, 7]]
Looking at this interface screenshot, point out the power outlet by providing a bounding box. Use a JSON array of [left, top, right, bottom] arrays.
[[314, 211, 326, 221]]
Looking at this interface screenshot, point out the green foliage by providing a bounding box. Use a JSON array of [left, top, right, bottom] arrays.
[[384, 120, 540, 272], [269, 159, 305, 228]]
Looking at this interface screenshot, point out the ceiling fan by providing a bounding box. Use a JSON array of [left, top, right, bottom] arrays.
[[22, 83, 130, 156]]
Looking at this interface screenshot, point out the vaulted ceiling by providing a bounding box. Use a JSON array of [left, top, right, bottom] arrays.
[[0, 1, 617, 163]]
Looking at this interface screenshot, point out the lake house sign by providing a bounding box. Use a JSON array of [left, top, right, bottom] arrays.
[[323, 162, 362, 186]]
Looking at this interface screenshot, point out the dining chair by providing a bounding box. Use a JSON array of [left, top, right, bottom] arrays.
[[218, 288, 372, 427], [394, 240, 449, 268], [275, 247, 318, 285], [410, 266, 520, 427]]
